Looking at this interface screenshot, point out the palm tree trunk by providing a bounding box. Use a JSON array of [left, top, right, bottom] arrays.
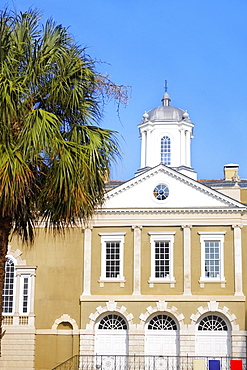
[[0, 216, 12, 356]]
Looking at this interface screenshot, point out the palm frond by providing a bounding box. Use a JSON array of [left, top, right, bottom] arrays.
[[0, 8, 128, 240]]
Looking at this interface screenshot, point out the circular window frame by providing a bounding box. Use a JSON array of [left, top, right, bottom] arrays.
[[153, 183, 169, 202]]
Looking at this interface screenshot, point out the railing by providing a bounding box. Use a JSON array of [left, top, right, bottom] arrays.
[[52, 355, 247, 370], [52, 355, 79, 369], [2, 314, 32, 326]]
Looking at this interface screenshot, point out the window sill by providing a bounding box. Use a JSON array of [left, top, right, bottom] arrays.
[[98, 278, 126, 288], [148, 278, 176, 288], [199, 278, 226, 288]]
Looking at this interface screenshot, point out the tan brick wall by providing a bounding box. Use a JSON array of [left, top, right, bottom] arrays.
[[0, 330, 35, 370]]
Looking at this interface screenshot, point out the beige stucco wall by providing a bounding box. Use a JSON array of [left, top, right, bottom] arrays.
[[2, 220, 247, 368], [35, 333, 79, 370], [240, 188, 247, 204], [9, 228, 83, 369], [11, 228, 83, 330]]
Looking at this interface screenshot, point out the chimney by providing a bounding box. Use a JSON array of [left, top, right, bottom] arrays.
[[224, 164, 240, 181]]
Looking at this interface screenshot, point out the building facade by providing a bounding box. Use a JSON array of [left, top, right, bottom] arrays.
[[1, 93, 247, 369]]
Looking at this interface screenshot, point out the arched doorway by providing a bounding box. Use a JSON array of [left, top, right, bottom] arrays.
[[95, 314, 128, 356], [56, 322, 73, 365], [196, 314, 231, 357], [145, 314, 179, 369]]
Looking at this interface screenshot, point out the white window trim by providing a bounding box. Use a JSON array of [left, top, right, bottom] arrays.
[[99, 233, 126, 283], [148, 232, 176, 285], [161, 135, 171, 166], [3, 250, 36, 327], [19, 275, 31, 315], [198, 232, 226, 284], [3, 255, 16, 315]]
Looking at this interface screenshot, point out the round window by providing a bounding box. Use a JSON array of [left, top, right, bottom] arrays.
[[153, 184, 169, 200]]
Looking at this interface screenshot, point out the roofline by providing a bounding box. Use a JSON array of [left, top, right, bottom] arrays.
[[106, 164, 246, 208]]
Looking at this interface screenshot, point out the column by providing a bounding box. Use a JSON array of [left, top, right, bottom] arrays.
[[145, 129, 150, 166], [132, 226, 142, 295], [29, 272, 36, 314], [146, 129, 151, 167], [182, 225, 192, 295], [13, 272, 21, 325], [185, 130, 191, 167], [29, 271, 36, 327], [140, 130, 147, 168], [82, 226, 92, 295], [232, 225, 243, 296], [180, 128, 186, 166]]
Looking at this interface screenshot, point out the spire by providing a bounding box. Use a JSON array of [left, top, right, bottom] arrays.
[[165, 80, 168, 93]]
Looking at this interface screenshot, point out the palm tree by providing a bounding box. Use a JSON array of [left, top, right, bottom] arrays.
[[0, 8, 127, 347]]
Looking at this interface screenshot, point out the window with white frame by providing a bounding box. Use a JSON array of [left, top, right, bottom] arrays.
[[20, 275, 31, 314], [2, 254, 36, 321], [161, 136, 171, 165], [3, 257, 15, 314], [199, 232, 226, 281], [99, 233, 126, 281], [148, 232, 175, 282]]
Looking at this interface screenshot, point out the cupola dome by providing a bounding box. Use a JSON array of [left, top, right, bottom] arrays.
[[137, 90, 196, 179], [144, 94, 190, 122]]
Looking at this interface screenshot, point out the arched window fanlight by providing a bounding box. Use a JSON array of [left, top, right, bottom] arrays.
[[161, 136, 171, 165], [3, 258, 15, 313], [148, 314, 177, 330], [198, 315, 228, 331], [98, 314, 127, 330]]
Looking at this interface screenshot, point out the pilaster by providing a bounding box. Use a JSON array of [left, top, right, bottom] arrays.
[[82, 226, 93, 295], [232, 225, 243, 296], [182, 225, 192, 295], [132, 226, 142, 295]]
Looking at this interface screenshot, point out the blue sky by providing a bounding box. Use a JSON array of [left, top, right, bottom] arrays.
[[5, 0, 247, 180]]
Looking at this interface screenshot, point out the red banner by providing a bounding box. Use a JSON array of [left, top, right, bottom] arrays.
[[230, 360, 242, 370]]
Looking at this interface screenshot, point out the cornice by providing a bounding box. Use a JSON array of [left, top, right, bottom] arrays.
[[80, 294, 246, 303], [97, 207, 247, 216]]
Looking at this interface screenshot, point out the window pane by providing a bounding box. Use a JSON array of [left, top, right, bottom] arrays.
[[22, 278, 29, 314], [155, 241, 170, 278], [3, 258, 15, 314], [204, 240, 221, 278], [161, 136, 171, 165], [105, 242, 120, 278]]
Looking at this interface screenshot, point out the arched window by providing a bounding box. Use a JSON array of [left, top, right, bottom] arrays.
[[161, 136, 171, 165], [98, 314, 127, 330], [198, 315, 228, 331], [3, 257, 15, 314], [148, 314, 177, 330]]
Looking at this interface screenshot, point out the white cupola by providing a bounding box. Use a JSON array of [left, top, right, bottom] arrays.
[[136, 92, 197, 179]]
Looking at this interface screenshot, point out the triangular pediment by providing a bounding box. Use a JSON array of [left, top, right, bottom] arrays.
[[102, 165, 246, 211]]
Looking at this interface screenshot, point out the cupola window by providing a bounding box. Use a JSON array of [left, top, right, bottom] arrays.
[[161, 136, 171, 165]]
